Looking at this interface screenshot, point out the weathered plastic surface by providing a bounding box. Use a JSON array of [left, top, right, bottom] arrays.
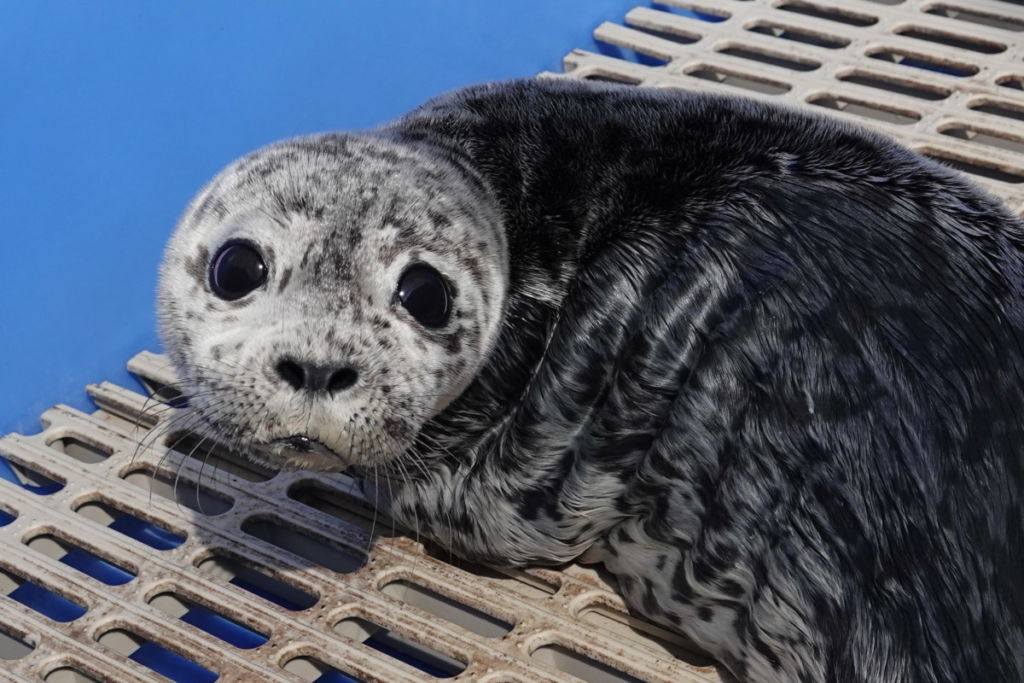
[[553, 0, 1024, 215], [4, 1, 1024, 680], [0, 350, 720, 681]]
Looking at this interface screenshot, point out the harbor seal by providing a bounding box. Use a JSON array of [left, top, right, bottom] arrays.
[[157, 78, 1024, 682]]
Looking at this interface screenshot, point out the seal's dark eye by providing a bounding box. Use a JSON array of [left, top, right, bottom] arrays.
[[398, 263, 450, 328], [209, 241, 267, 300]]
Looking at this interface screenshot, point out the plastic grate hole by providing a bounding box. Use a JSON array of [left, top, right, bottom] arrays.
[[97, 628, 218, 683], [0, 566, 87, 622], [626, 23, 701, 45], [0, 507, 15, 526], [892, 25, 1006, 54], [997, 75, 1024, 91], [777, 1, 878, 26], [75, 500, 186, 550], [532, 643, 643, 683], [424, 543, 561, 598], [283, 656, 362, 683], [381, 580, 513, 638], [650, 2, 728, 22], [0, 456, 64, 494], [579, 604, 718, 669], [288, 481, 401, 537], [26, 534, 135, 586], [149, 592, 269, 649], [595, 39, 670, 67], [165, 432, 277, 482], [837, 70, 950, 100], [807, 94, 921, 124], [140, 378, 190, 409], [47, 436, 112, 463], [686, 66, 791, 94], [866, 48, 978, 77], [335, 616, 467, 678], [241, 517, 364, 573], [196, 553, 317, 610], [583, 72, 643, 85], [45, 668, 102, 683], [716, 45, 820, 71], [0, 627, 34, 661], [970, 100, 1024, 121], [925, 5, 1024, 31], [746, 21, 850, 48], [939, 126, 1024, 154], [923, 152, 1024, 184], [122, 467, 233, 516]]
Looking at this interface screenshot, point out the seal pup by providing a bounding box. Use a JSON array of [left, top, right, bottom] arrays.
[[158, 79, 1024, 682]]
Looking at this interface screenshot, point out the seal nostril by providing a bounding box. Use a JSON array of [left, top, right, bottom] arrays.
[[276, 359, 305, 391], [328, 367, 358, 393]]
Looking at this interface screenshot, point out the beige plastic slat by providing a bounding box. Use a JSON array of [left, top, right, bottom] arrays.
[[6, 3, 1024, 680], [551, 0, 1024, 216], [0, 350, 720, 682]]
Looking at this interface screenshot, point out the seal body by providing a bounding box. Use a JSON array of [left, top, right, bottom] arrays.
[[159, 79, 1024, 682]]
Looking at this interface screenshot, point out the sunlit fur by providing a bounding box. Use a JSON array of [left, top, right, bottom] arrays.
[[159, 79, 1024, 682]]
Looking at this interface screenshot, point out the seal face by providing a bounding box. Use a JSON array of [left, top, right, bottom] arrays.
[[160, 79, 1024, 682], [158, 134, 508, 470]]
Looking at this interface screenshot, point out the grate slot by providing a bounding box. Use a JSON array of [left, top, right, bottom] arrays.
[[44, 667, 102, 683], [0, 626, 34, 661], [334, 615, 467, 678], [892, 24, 1007, 54], [288, 480, 401, 537], [196, 553, 318, 611], [165, 432, 277, 482], [835, 69, 951, 100], [148, 591, 269, 649], [122, 466, 233, 516], [924, 4, 1024, 32], [47, 435, 112, 464], [424, 544, 562, 599], [715, 44, 820, 71], [75, 499, 186, 550], [685, 65, 791, 94], [650, 2, 729, 23], [807, 93, 921, 124], [745, 20, 850, 48], [532, 642, 644, 683], [0, 506, 15, 526], [921, 149, 1024, 184], [583, 71, 644, 84], [0, 454, 64, 494], [283, 656, 362, 683], [25, 534, 136, 586], [580, 603, 716, 667], [0, 566, 87, 623], [381, 579, 513, 638], [866, 47, 979, 77], [938, 123, 1024, 154], [96, 628, 218, 683], [969, 98, 1024, 122], [777, 1, 879, 27], [595, 39, 671, 67], [241, 517, 365, 573]]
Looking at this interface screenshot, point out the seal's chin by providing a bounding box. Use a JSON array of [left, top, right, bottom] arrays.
[[261, 434, 349, 472]]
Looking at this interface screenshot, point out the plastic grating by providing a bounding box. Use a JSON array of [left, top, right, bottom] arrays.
[[6, 3, 1024, 681], [548, 0, 1024, 216], [0, 351, 719, 682]]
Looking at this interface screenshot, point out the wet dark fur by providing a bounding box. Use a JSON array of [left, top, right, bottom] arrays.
[[380, 79, 1024, 681]]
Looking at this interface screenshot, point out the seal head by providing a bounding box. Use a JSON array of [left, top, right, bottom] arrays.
[[158, 134, 507, 470]]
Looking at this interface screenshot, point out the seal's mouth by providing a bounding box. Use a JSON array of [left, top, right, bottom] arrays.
[[264, 434, 347, 469]]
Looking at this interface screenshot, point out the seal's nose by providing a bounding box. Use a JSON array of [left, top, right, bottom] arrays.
[[275, 357, 358, 394]]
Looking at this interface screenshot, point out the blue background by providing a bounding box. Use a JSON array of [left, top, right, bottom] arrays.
[[0, 1, 639, 436]]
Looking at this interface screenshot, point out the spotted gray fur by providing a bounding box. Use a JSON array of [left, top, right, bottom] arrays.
[[159, 79, 1024, 682]]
